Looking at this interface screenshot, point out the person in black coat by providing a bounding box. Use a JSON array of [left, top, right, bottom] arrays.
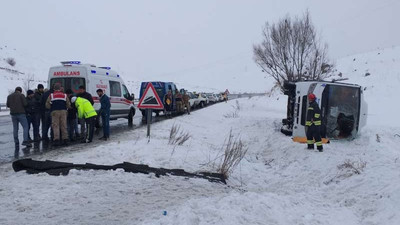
[[34, 84, 44, 139], [306, 93, 323, 152], [40, 86, 54, 141], [77, 85, 94, 139], [96, 89, 111, 140], [26, 90, 41, 142], [66, 89, 80, 141]]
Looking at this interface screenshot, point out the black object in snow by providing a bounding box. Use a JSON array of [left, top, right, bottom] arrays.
[[12, 158, 226, 184]]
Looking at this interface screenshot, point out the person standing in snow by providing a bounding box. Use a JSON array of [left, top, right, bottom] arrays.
[[182, 90, 191, 115], [25, 90, 40, 142], [77, 85, 94, 140], [96, 89, 111, 141], [34, 84, 44, 140], [163, 90, 173, 118], [71, 96, 97, 143], [306, 93, 323, 152], [46, 84, 71, 146], [65, 89, 80, 141], [175, 91, 183, 113], [41, 85, 54, 142], [7, 87, 31, 147]]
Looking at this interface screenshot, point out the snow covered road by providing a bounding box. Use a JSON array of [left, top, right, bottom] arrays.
[[1, 96, 400, 225]]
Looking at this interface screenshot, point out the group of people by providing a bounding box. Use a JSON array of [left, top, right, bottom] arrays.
[[163, 89, 191, 118], [6, 84, 111, 148]]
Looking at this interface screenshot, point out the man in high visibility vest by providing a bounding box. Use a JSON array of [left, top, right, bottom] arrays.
[[71, 97, 97, 143], [306, 93, 323, 152]]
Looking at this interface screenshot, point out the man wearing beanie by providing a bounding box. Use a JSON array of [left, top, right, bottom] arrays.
[[41, 84, 54, 142], [34, 84, 44, 140], [26, 90, 40, 142], [6, 87, 31, 147]]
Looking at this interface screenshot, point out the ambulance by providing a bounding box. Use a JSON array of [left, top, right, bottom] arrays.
[[48, 61, 136, 125], [281, 81, 368, 143]]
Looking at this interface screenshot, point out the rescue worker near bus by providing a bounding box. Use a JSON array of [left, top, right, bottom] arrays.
[[96, 89, 111, 141], [175, 91, 183, 113], [71, 96, 97, 143], [306, 93, 323, 152], [46, 84, 71, 146], [182, 90, 190, 115], [163, 90, 173, 118]]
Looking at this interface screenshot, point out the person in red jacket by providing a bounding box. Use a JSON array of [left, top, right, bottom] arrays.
[[46, 84, 71, 146]]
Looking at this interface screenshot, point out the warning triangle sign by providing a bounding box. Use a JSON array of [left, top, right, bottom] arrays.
[[137, 83, 164, 109]]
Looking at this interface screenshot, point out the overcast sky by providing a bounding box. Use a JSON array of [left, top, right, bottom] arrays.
[[1, 0, 399, 82]]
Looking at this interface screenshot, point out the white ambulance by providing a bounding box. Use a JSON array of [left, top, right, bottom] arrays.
[[48, 61, 136, 125]]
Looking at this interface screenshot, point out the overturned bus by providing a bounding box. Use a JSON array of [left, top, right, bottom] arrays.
[[281, 81, 368, 143]]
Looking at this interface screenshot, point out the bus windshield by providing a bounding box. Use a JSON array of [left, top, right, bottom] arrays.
[[322, 85, 360, 139]]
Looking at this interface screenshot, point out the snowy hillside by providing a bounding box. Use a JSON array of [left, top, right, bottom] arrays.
[[335, 46, 400, 127], [0, 45, 50, 102]]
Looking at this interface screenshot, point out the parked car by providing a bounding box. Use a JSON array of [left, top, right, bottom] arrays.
[[187, 92, 200, 109], [197, 93, 209, 108], [206, 93, 218, 104], [217, 93, 224, 102], [48, 61, 136, 125]]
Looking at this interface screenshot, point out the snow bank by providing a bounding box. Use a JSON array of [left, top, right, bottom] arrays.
[[1, 96, 400, 225]]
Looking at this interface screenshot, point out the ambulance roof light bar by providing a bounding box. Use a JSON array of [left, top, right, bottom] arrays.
[[99, 67, 111, 70], [60, 61, 81, 65]]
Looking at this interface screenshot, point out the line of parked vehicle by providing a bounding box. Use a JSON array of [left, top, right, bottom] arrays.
[[48, 61, 228, 125], [187, 92, 226, 109], [138, 81, 228, 121]]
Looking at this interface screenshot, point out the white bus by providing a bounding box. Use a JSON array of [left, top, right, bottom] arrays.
[[281, 81, 368, 143]]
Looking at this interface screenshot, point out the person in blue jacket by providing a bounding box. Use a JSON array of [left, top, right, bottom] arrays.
[[96, 89, 111, 140]]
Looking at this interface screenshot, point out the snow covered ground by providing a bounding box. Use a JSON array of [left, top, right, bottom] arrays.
[[1, 43, 400, 224], [1, 95, 400, 225]]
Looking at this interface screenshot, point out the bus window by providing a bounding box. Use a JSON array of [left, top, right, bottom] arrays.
[[324, 85, 360, 139], [110, 81, 121, 97]]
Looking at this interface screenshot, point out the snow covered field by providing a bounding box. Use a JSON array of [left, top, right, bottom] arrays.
[[1, 43, 400, 224], [1, 95, 400, 225]]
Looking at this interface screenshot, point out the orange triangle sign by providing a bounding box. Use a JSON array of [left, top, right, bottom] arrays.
[[137, 83, 164, 109]]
